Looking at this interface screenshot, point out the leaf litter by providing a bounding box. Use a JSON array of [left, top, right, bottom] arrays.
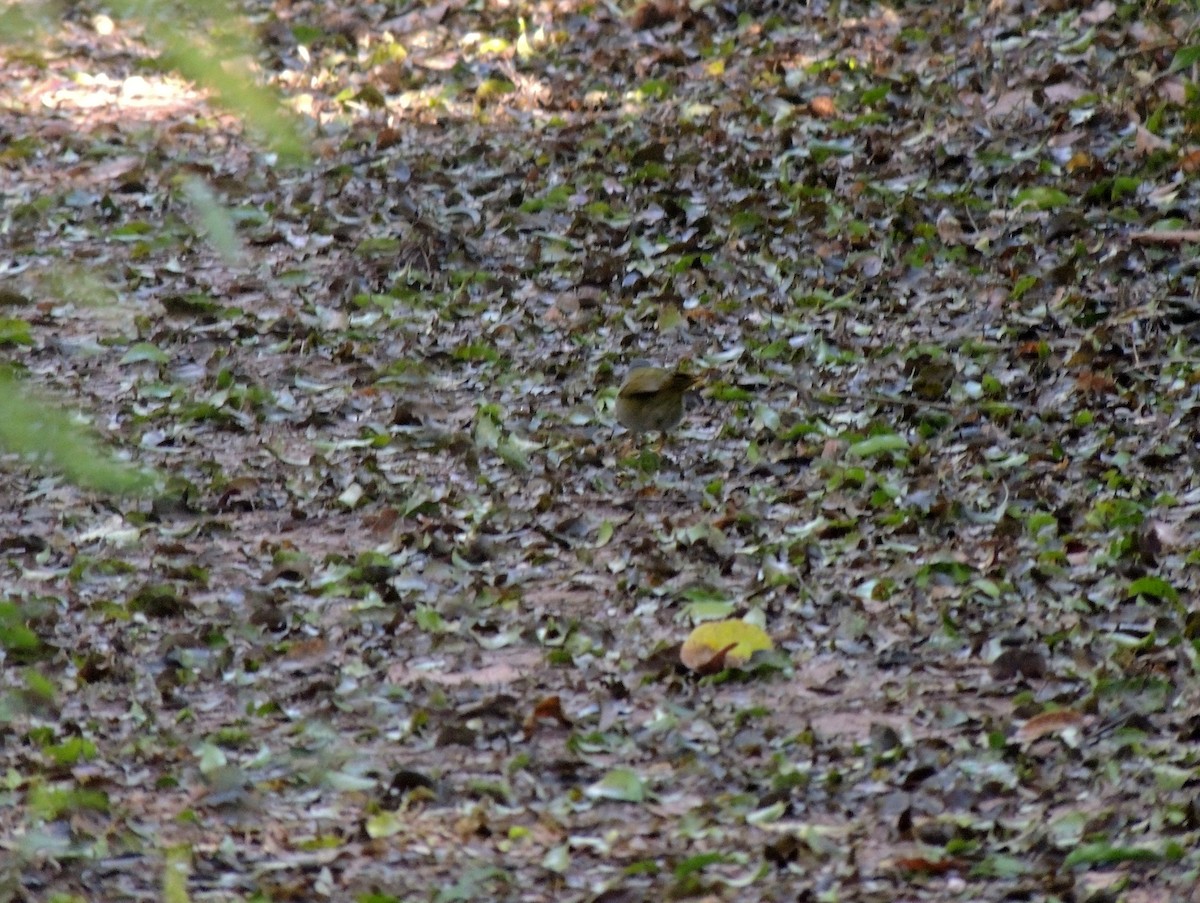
[[2, 0, 1200, 900]]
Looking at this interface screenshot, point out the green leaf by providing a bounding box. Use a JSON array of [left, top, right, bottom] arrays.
[[971, 854, 1031, 878], [111, 221, 155, 238], [1064, 843, 1160, 868], [674, 851, 727, 877], [28, 784, 108, 819], [541, 844, 570, 874], [595, 520, 614, 547], [810, 141, 854, 163], [355, 237, 401, 257], [44, 737, 97, 766], [1168, 44, 1200, 73], [454, 342, 503, 363], [181, 176, 243, 262], [683, 600, 735, 622], [586, 767, 646, 803], [915, 559, 977, 586], [161, 293, 224, 317], [475, 77, 515, 101], [1086, 498, 1144, 530], [1126, 576, 1178, 604], [0, 318, 33, 346], [634, 79, 672, 100], [365, 811, 404, 839], [121, 342, 171, 365], [847, 433, 909, 458], [1047, 811, 1087, 847], [1013, 187, 1072, 210], [708, 383, 754, 402], [414, 606, 451, 632], [195, 742, 227, 775], [1059, 26, 1095, 55], [1010, 274, 1038, 301], [0, 601, 40, 655], [163, 844, 192, 903], [859, 84, 889, 105]]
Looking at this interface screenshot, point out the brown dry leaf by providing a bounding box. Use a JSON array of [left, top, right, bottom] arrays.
[[936, 209, 965, 244], [217, 475, 261, 510], [1043, 82, 1087, 104], [364, 506, 400, 535], [989, 648, 1048, 682], [1079, 1, 1117, 24], [810, 95, 837, 118], [1135, 125, 1172, 156], [522, 694, 572, 739], [1014, 340, 1048, 359], [684, 307, 719, 323], [981, 285, 1007, 318], [986, 89, 1038, 120], [387, 649, 543, 686], [820, 437, 846, 459], [1065, 151, 1094, 173], [1158, 76, 1188, 105], [681, 641, 738, 675], [1065, 538, 1091, 566], [544, 294, 579, 328], [76, 154, 144, 183], [376, 126, 402, 150], [1015, 709, 1086, 744], [1141, 518, 1184, 551], [1075, 371, 1116, 396], [856, 254, 883, 278], [1129, 230, 1200, 244], [379, 0, 456, 35], [285, 637, 328, 661], [630, 0, 679, 30], [892, 857, 966, 875]]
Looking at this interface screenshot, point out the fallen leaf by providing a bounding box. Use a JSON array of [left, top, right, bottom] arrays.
[[681, 620, 774, 672], [936, 209, 965, 244], [1128, 229, 1200, 244], [990, 648, 1048, 682], [1079, 1, 1116, 24], [523, 695, 572, 739], [630, 0, 678, 30], [1075, 372, 1116, 396], [810, 95, 837, 118], [893, 857, 966, 875], [1015, 709, 1086, 744], [1135, 125, 1172, 156]]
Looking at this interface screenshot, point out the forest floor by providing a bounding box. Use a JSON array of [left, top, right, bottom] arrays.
[[2, 1, 1200, 900]]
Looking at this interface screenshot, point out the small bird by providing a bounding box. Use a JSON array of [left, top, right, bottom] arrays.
[[615, 365, 698, 435]]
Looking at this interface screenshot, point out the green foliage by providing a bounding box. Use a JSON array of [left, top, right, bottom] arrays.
[[0, 372, 156, 495], [0, 602, 40, 657], [1, 0, 306, 161], [123, 0, 306, 161], [163, 845, 193, 903], [28, 783, 109, 819]]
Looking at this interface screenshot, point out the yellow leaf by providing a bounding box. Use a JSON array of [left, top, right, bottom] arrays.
[[681, 620, 773, 672]]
